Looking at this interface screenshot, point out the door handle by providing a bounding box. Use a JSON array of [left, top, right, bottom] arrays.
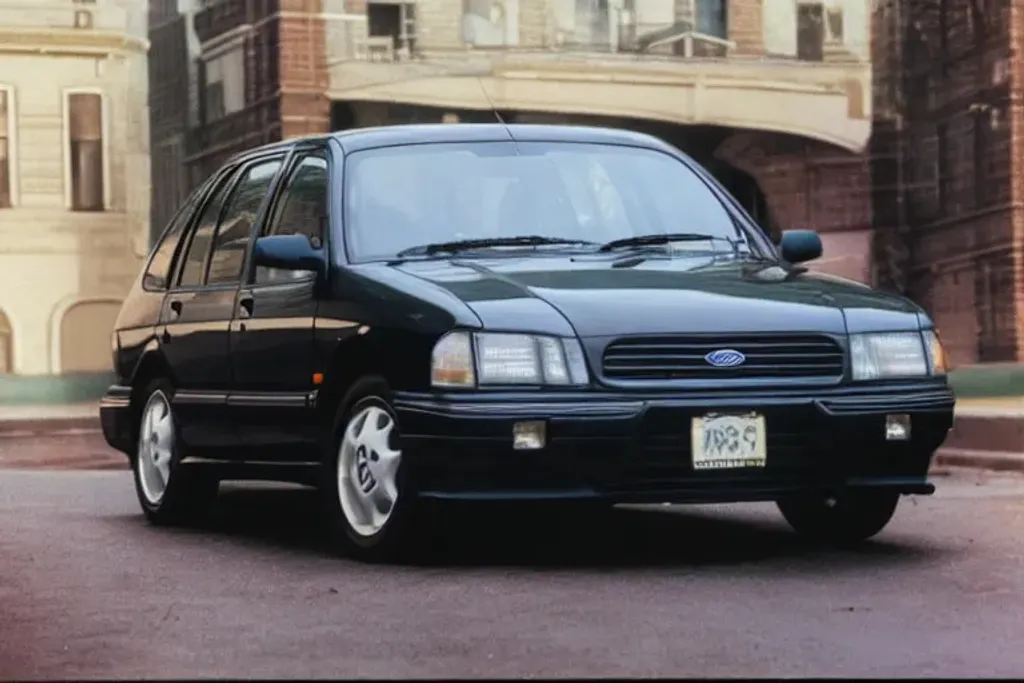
[[238, 296, 254, 319], [169, 299, 183, 319]]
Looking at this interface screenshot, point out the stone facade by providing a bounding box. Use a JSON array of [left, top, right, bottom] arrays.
[[0, 0, 150, 378]]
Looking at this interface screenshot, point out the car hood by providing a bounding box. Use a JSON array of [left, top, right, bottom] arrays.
[[376, 255, 924, 338]]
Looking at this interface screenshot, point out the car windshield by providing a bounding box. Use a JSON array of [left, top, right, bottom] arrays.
[[343, 141, 758, 262]]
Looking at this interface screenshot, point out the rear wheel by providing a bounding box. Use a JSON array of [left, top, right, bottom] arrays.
[[777, 489, 900, 546], [132, 380, 219, 525]]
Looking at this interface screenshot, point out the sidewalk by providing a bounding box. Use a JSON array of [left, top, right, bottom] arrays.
[[954, 396, 1024, 418], [0, 402, 100, 436]]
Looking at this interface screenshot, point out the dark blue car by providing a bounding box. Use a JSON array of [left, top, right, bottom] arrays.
[[100, 124, 955, 562]]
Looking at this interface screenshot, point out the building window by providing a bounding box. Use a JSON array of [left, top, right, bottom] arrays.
[[695, 0, 727, 39], [202, 47, 245, 122], [824, 7, 843, 44], [463, 0, 519, 47], [369, 1, 418, 57], [67, 92, 105, 212], [0, 88, 11, 209], [796, 2, 825, 61]]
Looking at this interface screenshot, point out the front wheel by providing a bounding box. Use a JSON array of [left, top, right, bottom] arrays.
[[322, 378, 424, 563], [777, 490, 900, 546]]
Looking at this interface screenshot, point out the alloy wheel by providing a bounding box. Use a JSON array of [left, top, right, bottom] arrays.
[[336, 404, 403, 537], [137, 390, 176, 505]]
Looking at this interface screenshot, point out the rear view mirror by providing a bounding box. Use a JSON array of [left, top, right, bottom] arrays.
[[779, 230, 822, 264], [252, 234, 324, 273]]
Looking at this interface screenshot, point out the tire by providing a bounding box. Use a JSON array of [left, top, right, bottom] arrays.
[[777, 489, 901, 546], [132, 379, 219, 526], [321, 376, 424, 563]]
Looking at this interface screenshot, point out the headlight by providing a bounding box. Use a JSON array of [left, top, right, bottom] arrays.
[[849, 331, 930, 381], [431, 331, 590, 388]]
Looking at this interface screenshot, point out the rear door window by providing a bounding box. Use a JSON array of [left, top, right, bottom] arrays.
[[206, 157, 284, 286]]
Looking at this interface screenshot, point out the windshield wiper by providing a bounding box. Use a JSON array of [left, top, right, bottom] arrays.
[[597, 232, 743, 253], [396, 235, 595, 258]]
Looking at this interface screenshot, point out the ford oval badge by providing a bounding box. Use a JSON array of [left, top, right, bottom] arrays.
[[704, 349, 746, 368]]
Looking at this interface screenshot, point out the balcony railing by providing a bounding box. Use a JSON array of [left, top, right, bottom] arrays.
[[193, 0, 277, 44], [319, 0, 868, 66]]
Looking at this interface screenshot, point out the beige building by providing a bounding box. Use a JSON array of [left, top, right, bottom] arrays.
[[0, 0, 150, 382]]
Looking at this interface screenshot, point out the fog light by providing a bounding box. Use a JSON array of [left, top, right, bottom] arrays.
[[885, 414, 911, 441], [513, 421, 546, 450]]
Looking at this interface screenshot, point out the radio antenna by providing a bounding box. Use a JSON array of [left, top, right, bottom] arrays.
[[475, 76, 507, 126]]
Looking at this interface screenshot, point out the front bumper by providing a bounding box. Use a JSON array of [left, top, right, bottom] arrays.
[[394, 383, 955, 504]]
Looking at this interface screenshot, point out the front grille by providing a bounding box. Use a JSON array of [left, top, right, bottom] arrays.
[[601, 334, 844, 381]]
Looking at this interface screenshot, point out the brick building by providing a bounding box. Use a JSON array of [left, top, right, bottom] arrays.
[[872, 0, 1022, 364], [149, 0, 202, 243]]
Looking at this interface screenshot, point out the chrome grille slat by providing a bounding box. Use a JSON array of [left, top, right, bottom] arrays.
[[602, 334, 845, 381]]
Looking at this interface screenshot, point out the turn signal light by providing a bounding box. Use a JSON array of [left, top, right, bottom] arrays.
[[924, 329, 949, 375]]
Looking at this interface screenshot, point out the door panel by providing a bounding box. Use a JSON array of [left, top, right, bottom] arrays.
[[228, 150, 328, 457], [159, 287, 237, 447], [157, 165, 243, 449], [228, 278, 320, 453]]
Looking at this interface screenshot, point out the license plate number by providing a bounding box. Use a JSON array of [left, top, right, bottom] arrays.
[[690, 413, 767, 470]]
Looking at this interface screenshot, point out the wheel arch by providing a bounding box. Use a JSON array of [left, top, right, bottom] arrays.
[[317, 328, 431, 423], [127, 347, 176, 412]]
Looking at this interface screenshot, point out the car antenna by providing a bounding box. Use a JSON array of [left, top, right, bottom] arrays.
[[475, 75, 508, 127]]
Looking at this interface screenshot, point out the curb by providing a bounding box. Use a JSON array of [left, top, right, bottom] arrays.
[[934, 448, 1024, 474], [0, 417, 100, 437]]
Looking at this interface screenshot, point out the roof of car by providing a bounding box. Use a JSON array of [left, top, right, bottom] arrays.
[[230, 123, 676, 163]]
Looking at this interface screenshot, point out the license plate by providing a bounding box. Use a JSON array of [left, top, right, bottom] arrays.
[[690, 412, 767, 470]]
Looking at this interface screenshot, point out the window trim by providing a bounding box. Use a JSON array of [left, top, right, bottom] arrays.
[[62, 87, 111, 211], [261, 148, 329, 240], [248, 146, 330, 287], [171, 166, 243, 292], [141, 172, 224, 292], [204, 154, 288, 287], [338, 140, 771, 265], [0, 308, 14, 375], [200, 38, 246, 123], [171, 152, 288, 292], [0, 85, 18, 209]]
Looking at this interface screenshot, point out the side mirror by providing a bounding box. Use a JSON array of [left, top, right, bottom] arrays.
[[252, 234, 324, 273], [779, 230, 822, 264]]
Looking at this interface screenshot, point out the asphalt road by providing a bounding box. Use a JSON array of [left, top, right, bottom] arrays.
[[2, 466, 1024, 679]]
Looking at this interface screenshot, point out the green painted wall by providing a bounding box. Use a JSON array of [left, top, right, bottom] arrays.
[[948, 364, 1024, 399], [0, 373, 114, 406]]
